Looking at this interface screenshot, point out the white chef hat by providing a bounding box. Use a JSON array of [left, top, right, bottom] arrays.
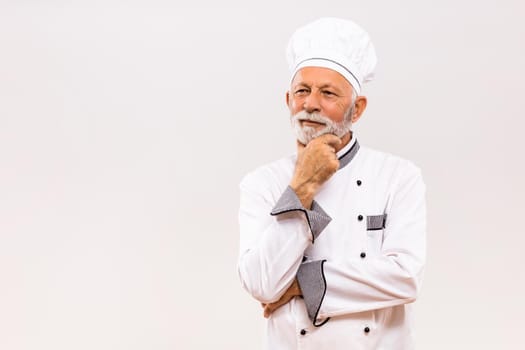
[[286, 17, 377, 95]]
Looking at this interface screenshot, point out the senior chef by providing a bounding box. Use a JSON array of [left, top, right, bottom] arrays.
[[237, 17, 426, 349]]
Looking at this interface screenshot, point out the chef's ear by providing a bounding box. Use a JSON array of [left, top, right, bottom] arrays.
[[285, 90, 290, 107], [351, 96, 367, 123]]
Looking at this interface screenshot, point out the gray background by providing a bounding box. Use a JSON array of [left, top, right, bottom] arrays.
[[1, 0, 523, 348]]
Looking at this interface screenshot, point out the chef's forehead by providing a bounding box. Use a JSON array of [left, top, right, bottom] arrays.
[[290, 67, 355, 93]]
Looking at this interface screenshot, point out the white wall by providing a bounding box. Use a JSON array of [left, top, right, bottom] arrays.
[[0, 0, 523, 348]]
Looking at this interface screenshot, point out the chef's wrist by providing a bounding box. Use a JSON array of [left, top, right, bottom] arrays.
[[289, 182, 316, 209], [292, 278, 303, 297]]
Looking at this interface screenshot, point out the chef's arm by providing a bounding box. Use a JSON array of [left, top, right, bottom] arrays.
[[297, 166, 426, 324], [238, 178, 331, 304], [239, 135, 340, 304]]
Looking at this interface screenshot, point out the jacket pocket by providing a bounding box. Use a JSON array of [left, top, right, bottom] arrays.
[[365, 214, 387, 255]]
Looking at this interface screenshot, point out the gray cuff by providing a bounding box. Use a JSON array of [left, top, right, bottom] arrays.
[[296, 260, 329, 327], [270, 186, 331, 242]]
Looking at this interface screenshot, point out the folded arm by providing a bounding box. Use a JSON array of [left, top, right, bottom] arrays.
[[296, 165, 426, 324]]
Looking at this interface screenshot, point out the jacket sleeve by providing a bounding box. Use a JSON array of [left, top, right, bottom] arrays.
[[237, 172, 331, 304], [297, 165, 426, 323]]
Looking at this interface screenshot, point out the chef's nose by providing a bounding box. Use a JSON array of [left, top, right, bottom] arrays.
[[303, 92, 321, 113]]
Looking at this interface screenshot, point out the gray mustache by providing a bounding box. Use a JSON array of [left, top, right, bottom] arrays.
[[294, 112, 331, 125]]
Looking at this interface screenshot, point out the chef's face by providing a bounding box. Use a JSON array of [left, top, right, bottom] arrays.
[[286, 67, 366, 144]]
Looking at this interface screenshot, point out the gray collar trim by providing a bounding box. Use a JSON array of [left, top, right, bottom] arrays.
[[338, 139, 360, 170]]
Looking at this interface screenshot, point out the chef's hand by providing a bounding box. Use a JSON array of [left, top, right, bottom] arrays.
[[262, 279, 302, 318], [290, 134, 341, 209]]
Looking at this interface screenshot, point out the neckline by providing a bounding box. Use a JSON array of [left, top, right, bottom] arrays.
[[337, 136, 360, 170]]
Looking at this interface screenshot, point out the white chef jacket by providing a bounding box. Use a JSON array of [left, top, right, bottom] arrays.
[[238, 136, 426, 349]]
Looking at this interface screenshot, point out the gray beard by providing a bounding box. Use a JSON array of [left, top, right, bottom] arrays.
[[290, 107, 354, 145]]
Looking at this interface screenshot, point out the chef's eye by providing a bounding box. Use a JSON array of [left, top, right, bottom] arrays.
[[322, 90, 336, 96], [295, 89, 309, 95]]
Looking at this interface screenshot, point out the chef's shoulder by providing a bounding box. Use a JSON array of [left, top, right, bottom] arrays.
[[360, 146, 424, 186], [239, 155, 296, 198]]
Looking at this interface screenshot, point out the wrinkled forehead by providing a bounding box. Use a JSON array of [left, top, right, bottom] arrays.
[[291, 66, 355, 94]]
